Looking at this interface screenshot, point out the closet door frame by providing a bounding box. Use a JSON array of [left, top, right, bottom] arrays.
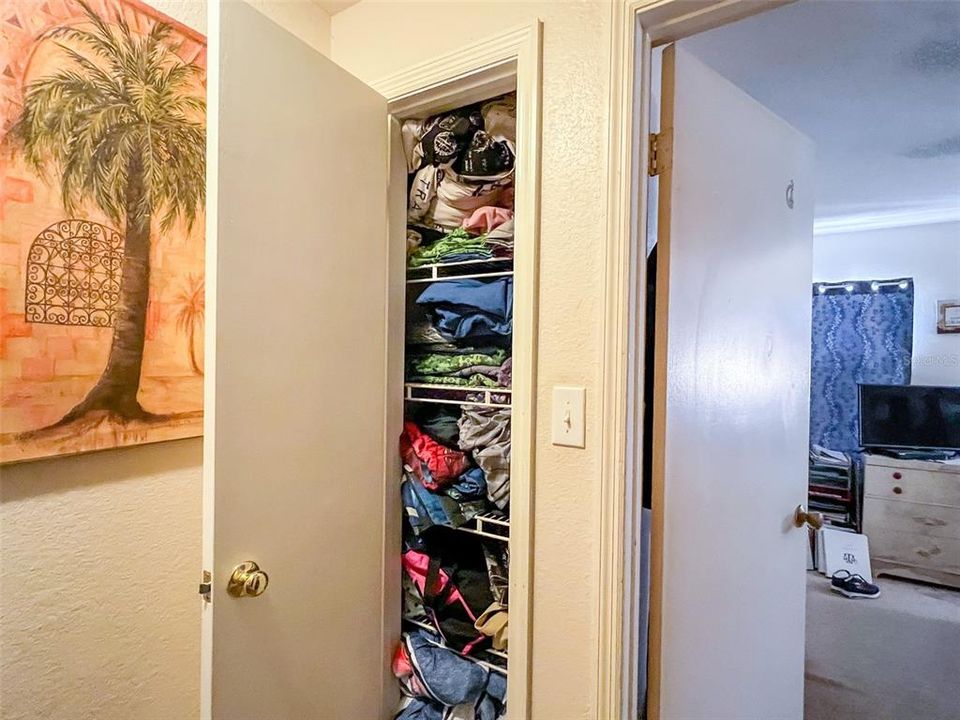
[[599, 1, 795, 719], [371, 22, 542, 720]]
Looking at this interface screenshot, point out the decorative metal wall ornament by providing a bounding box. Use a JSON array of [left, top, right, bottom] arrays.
[[24, 219, 124, 327]]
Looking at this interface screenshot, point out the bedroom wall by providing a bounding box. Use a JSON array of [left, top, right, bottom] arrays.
[[813, 221, 960, 386], [0, 4, 331, 720], [332, 3, 612, 717]]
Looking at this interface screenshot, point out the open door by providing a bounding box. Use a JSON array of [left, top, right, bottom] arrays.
[[648, 44, 815, 719], [202, 2, 392, 718]]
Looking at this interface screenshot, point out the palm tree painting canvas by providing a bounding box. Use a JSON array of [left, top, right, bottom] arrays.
[[0, 0, 206, 462]]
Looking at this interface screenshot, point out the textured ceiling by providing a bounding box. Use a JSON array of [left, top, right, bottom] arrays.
[[684, 0, 960, 229]]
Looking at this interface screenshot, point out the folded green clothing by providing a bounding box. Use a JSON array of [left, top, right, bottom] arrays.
[[408, 228, 491, 267], [408, 348, 508, 376], [408, 374, 500, 388]]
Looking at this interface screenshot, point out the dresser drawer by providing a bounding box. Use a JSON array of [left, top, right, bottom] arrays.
[[864, 497, 960, 541], [869, 528, 960, 575], [864, 466, 960, 507]]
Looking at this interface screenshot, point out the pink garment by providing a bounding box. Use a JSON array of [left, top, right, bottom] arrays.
[[461, 206, 514, 234]]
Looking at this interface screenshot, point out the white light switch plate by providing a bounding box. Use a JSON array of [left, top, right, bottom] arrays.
[[552, 386, 586, 448]]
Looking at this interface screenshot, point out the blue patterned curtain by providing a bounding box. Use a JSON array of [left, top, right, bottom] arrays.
[[810, 279, 914, 453]]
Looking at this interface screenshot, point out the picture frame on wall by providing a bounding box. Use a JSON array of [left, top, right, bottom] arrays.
[[937, 299, 960, 335], [0, 0, 207, 463]]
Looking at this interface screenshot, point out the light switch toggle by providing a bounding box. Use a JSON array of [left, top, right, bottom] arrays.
[[552, 386, 586, 448]]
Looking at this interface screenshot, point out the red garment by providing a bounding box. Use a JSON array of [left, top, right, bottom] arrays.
[[392, 642, 429, 697], [401, 421, 469, 490]]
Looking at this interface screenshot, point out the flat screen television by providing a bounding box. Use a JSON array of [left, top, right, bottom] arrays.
[[859, 384, 960, 451]]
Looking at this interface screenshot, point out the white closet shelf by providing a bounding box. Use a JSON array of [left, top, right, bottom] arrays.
[[455, 510, 510, 542], [407, 257, 513, 284], [401, 614, 508, 676], [404, 383, 512, 409]]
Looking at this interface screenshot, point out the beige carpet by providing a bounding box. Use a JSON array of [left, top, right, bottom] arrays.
[[805, 572, 960, 720]]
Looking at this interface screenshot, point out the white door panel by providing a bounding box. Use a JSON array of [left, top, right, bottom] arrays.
[[650, 44, 814, 720], [203, 2, 389, 717]]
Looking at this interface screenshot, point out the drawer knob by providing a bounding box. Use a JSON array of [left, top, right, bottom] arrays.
[[892, 486, 903, 495], [892, 472, 903, 480]]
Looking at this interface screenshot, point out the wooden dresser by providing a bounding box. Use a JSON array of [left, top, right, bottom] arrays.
[[863, 454, 960, 589]]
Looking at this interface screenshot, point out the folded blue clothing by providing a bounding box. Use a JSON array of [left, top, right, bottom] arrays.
[[440, 251, 492, 263], [445, 466, 487, 501], [416, 279, 513, 340]]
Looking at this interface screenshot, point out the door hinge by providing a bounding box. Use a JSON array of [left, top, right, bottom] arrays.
[[648, 131, 672, 177], [199, 570, 212, 603]]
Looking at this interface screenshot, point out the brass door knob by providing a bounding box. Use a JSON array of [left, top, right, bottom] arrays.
[[794, 505, 824, 530], [227, 560, 269, 598]]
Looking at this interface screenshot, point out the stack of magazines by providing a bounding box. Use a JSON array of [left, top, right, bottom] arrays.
[[809, 445, 858, 530]]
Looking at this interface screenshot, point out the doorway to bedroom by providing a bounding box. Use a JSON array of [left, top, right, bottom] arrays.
[[637, 2, 960, 719]]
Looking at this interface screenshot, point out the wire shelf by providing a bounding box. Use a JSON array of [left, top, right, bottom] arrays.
[[401, 614, 508, 675], [404, 383, 512, 409], [455, 510, 510, 542], [407, 257, 513, 284]]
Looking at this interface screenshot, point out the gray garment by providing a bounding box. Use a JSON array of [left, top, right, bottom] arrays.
[[455, 364, 501, 379], [482, 95, 516, 145], [457, 407, 511, 509], [406, 304, 459, 351]]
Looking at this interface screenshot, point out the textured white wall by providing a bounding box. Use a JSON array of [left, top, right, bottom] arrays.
[[141, 0, 332, 51], [813, 222, 960, 386], [0, 3, 330, 720], [0, 441, 203, 720], [332, 3, 612, 717]]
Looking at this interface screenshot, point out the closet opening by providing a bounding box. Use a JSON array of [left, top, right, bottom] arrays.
[[388, 78, 526, 720]]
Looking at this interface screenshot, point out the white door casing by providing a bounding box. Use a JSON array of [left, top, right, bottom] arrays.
[[648, 43, 815, 720], [202, 2, 391, 717]]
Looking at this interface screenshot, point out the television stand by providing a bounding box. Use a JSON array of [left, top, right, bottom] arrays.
[[869, 448, 958, 462]]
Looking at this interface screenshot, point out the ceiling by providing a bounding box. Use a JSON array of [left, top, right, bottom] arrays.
[[313, 0, 360, 15], [683, 0, 960, 232]]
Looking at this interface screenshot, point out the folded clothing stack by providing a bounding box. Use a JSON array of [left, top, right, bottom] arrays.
[[459, 408, 511, 511], [401, 405, 511, 530], [461, 206, 514, 260], [407, 207, 515, 268], [407, 348, 508, 389], [403, 95, 517, 231], [416, 278, 512, 342], [393, 630, 506, 720], [401, 417, 488, 534], [408, 227, 492, 267], [405, 278, 513, 391]]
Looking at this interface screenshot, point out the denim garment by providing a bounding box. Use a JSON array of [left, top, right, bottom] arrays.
[[402, 478, 486, 535], [404, 631, 506, 713], [394, 697, 444, 720], [416, 279, 513, 340], [445, 467, 487, 501]]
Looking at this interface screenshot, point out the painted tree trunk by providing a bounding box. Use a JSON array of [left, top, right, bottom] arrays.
[[188, 321, 202, 375], [58, 155, 152, 423]]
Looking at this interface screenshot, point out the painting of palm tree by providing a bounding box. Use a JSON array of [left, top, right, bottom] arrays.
[[174, 275, 204, 376], [7, 0, 205, 435]]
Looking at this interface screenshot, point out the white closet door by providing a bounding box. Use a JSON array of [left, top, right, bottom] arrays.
[[648, 44, 814, 720], [202, 2, 391, 718]]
